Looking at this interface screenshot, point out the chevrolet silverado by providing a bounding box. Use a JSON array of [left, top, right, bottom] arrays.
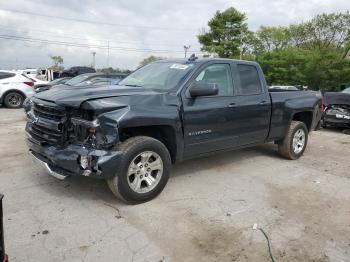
[[25, 58, 322, 203]]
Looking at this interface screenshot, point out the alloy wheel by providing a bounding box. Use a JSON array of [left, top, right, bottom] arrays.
[[127, 151, 163, 194]]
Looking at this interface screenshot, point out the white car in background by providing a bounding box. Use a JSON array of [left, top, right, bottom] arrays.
[[18, 69, 48, 85], [0, 70, 35, 108]]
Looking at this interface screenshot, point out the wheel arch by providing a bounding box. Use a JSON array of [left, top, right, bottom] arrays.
[[2, 89, 27, 100], [119, 125, 180, 164], [292, 111, 313, 131]]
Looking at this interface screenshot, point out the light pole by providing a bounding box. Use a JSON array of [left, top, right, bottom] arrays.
[[107, 41, 110, 67], [184, 45, 191, 58], [92, 51, 96, 68]]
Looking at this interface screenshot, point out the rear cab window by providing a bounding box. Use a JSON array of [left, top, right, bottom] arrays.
[[236, 64, 262, 95]]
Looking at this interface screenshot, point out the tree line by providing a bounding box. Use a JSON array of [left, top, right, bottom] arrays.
[[198, 7, 350, 91]]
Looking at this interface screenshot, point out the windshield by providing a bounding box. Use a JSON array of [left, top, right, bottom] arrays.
[[342, 87, 350, 93], [65, 74, 91, 86], [119, 62, 194, 90]]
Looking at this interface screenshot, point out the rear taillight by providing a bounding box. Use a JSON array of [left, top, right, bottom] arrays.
[[24, 82, 34, 87], [321, 97, 325, 112]]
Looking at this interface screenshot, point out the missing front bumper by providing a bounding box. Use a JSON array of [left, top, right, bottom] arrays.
[[27, 134, 122, 180], [30, 152, 68, 180]]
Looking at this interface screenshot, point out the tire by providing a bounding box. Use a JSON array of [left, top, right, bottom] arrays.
[[107, 136, 171, 204], [278, 121, 308, 160], [4, 92, 25, 108]]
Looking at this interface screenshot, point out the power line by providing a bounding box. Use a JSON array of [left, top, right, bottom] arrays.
[[0, 7, 198, 31], [0, 25, 197, 48], [0, 34, 203, 54]]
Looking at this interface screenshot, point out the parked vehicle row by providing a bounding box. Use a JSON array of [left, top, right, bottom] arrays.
[[59, 66, 96, 78], [22, 72, 128, 112], [25, 58, 322, 204], [34, 72, 128, 93], [34, 77, 72, 93], [17, 69, 48, 85]]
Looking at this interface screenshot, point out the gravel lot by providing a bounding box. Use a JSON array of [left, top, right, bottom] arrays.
[[1, 108, 349, 262]]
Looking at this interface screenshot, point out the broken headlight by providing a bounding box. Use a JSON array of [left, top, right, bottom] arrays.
[[69, 111, 118, 148]]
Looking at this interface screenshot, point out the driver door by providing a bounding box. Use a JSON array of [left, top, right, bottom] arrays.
[[182, 62, 240, 157]]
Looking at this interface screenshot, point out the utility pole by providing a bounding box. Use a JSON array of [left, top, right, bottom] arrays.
[[107, 41, 110, 67], [184, 45, 191, 58], [92, 51, 96, 68]]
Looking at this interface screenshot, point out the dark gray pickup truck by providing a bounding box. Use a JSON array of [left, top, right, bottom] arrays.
[[25, 58, 322, 203]]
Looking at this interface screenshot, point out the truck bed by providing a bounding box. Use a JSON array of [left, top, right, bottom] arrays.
[[268, 91, 322, 141]]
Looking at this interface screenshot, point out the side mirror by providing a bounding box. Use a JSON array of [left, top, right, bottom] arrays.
[[189, 82, 219, 97]]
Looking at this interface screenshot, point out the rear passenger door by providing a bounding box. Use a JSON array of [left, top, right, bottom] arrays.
[[233, 64, 271, 145]]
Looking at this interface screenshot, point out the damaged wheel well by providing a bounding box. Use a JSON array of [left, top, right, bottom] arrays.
[[119, 125, 177, 163], [293, 111, 313, 131]]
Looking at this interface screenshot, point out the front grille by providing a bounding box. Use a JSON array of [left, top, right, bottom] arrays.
[[34, 103, 65, 121], [29, 101, 67, 145]]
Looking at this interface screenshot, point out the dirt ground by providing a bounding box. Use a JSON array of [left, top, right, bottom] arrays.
[[0, 108, 349, 262]]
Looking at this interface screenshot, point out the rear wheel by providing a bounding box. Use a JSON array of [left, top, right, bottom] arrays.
[[4, 92, 24, 108], [107, 136, 171, 204], [278, 121, 308, 160]]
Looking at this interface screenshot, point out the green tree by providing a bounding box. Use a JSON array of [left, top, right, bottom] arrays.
[[302, 12, 350, 54], [139, 56, 163, 67], [256, 48, 309, 86], [198, 7, 249, 58], [256, 26, 291, 52], [254, 12, 350, 90], [50, 55, 64, 67], [199, 7, 350, 90], [256, 47, 350, 91], [304, 48, 350, 91]]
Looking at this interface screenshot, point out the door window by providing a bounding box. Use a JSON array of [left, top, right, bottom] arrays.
[[237, 65, 262, 95], [194, 64, 233, 96]]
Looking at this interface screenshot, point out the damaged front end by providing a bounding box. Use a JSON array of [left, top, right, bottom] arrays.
[[323, 104, 350, 127], [25, 98, 123, 179]]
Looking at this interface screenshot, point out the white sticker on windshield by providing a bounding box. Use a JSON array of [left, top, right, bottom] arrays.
[[170, 64, 189, 70]]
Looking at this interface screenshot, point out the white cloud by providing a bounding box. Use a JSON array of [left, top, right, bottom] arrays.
[[0, 0, 348, 70]]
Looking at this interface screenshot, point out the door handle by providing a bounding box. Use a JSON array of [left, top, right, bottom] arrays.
[[259, 100, 267, 105], [228, 103, 237, 108]]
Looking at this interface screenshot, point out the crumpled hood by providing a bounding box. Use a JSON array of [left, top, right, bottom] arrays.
[[33, 85, 159, 108]]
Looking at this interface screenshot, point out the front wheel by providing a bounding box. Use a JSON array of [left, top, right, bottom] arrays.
[[107, 136, 171, 204], [278, 121, 308, 160]]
